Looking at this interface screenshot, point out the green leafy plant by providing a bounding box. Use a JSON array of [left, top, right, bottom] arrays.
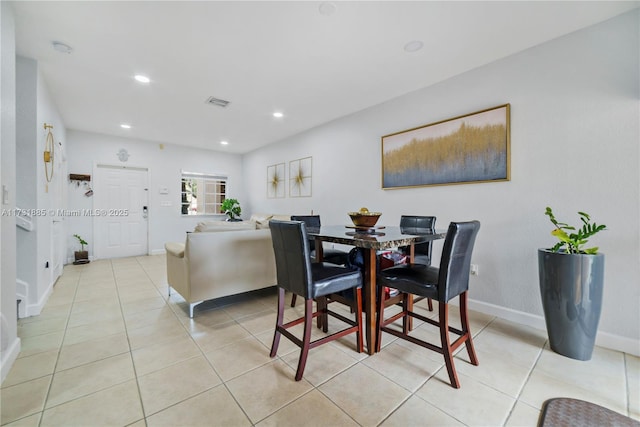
[[221, 198, 241, 220], [73, 234, 88, 252], [544, 207, 606, 254]]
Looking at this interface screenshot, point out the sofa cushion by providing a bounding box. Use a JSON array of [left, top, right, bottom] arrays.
[[271, 214, 292, 221], [194, 221, 256, 232], [249, 213, 273, 229]]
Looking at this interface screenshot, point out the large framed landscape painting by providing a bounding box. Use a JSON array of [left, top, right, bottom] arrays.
[[382, 104, 510, 189]]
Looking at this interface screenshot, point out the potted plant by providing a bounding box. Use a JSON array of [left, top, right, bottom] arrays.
[[73, 234, 90, 265], [221, 198, 242, 221], [538, 207, 606, 360]]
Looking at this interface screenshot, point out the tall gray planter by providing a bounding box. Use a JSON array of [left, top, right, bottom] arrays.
[[537, 249, 605, 361]]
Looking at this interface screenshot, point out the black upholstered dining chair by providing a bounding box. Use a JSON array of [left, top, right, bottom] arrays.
[[269, 220, 363, 381], [289, 215, 349, 307], [376, 220, 480, 388], [397, 215, 437, 313]]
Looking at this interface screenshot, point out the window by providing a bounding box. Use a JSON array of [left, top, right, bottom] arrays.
[[181, 172, 227, 215]]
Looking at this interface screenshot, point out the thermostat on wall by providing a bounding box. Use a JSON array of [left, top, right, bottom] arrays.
[[159, 187, 169, 194]]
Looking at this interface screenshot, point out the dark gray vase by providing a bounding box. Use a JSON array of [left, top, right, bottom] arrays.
[[538, 249, 604, 360]]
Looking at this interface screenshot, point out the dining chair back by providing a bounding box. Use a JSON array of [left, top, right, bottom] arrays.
[[376, 220, 480, 388], [269, 220, 363, 381], [289, 215, 350, 307]]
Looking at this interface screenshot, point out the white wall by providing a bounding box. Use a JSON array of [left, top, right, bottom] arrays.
[[1, 1, 19, 383], [243, 11, 640, 354], [15, 56, 67, 318], [66, 131, 245, 257]]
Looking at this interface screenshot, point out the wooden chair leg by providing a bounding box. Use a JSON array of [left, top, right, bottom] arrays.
[[439, 303, 460, 388], [295, 298, 314, 381], [270, 288, 286, 357], [427, 297, 433, 311], [290, 293, 297, 307], [460, 292, 479, 366]]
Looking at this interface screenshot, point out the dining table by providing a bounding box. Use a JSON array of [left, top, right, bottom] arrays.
[[307, 225, 446, 355]]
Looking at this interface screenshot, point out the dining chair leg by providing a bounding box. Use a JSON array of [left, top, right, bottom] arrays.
[[427, 298, 433, 311], [439, 303, 460, 388], [295, 298, 314, 381], [290, 293, 297, 307], [402, 293, 410, 334], [460, 292, 479, 366], [270, 288, 286, 357]]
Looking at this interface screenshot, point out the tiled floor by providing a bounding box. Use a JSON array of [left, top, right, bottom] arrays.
[[2, 255, 638, 426]]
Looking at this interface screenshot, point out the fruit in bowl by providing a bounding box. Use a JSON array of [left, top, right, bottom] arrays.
[[348, 207, 382, 227]]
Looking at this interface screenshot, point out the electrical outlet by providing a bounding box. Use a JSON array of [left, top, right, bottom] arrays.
[[470, 264, 479, 276]]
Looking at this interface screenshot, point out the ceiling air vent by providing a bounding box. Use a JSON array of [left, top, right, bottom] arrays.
[[205, 96, 230, 108]]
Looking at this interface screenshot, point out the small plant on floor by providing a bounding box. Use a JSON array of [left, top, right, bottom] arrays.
[[73, 234, 90, 263]]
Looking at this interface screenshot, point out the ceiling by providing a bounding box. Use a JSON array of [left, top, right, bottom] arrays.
[[12, 1, 639, 154]]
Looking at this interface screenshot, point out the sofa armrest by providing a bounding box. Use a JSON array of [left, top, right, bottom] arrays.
[[165, 242, 185, 258]]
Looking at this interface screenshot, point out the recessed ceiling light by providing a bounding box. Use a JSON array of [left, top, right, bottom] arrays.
[[319, 2, 337, 16], [404, 40, 424, 53], [120, 124, 131, 129], [134, 75, 150, 83], [273, 112, 284, 118], [220, 140, 229, 145], [52, 41, 73, 54]]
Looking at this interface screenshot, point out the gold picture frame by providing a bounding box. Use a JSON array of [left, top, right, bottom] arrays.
[[267, 163, 285, 198], [382, 104, 510, 189], [289, 156, 312, 197]]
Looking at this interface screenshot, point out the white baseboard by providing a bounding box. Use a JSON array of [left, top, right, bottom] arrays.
[[22, 280, 54, 318], [1, 336, 21, 384], [469, 298, 640, 357], [150, 249, 165, 256]]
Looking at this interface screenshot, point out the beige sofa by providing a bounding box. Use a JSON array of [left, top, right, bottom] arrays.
[[164, 214, 290, 317]]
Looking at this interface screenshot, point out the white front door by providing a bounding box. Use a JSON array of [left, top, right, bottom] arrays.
[[95, 165, 149, 259]]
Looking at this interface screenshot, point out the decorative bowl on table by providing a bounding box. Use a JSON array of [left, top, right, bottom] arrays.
[[348, 208, 382, 228]]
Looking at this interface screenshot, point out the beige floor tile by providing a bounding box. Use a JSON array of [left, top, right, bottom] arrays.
[[362, 342, 442, 392], [205, 336, 273, 381], [454, 347, 532, 397], [2, 411, 42, 426], [505, 401, 541, 426], [415, 370, 515, 426], [179, 307, 234, 329], [57, 332, 130, 371], [132, 335, 201, 376], [256, 389, 358, 427], [137, 355, 221, 416], [121, 295, 169, 315], [280, 341, 359, 387], [533, 345, 626, 403], [40, 380, 143, 427], [46, 353, 135, 408], [226, 360, 314, 424], [2, 350, 58, 387], [126, 316, 189, 350], [222, 297, 273, 320], [519, 368, 627, 414], [380, 395, 464, 426], [62, 318, 126, 346], [146, 385, 251, 427], [66, 305, 123, 329], [123, 305, 178, 329], [470, 327, 544, 369], [191, 320, 252, 353], [17, 317, 67, 338], [319, 363, 410, 426], [17, 331, 64, 358], [0, 376, 51, 425], [118, 286, 162, 303], [236, 309, 278, 335]]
